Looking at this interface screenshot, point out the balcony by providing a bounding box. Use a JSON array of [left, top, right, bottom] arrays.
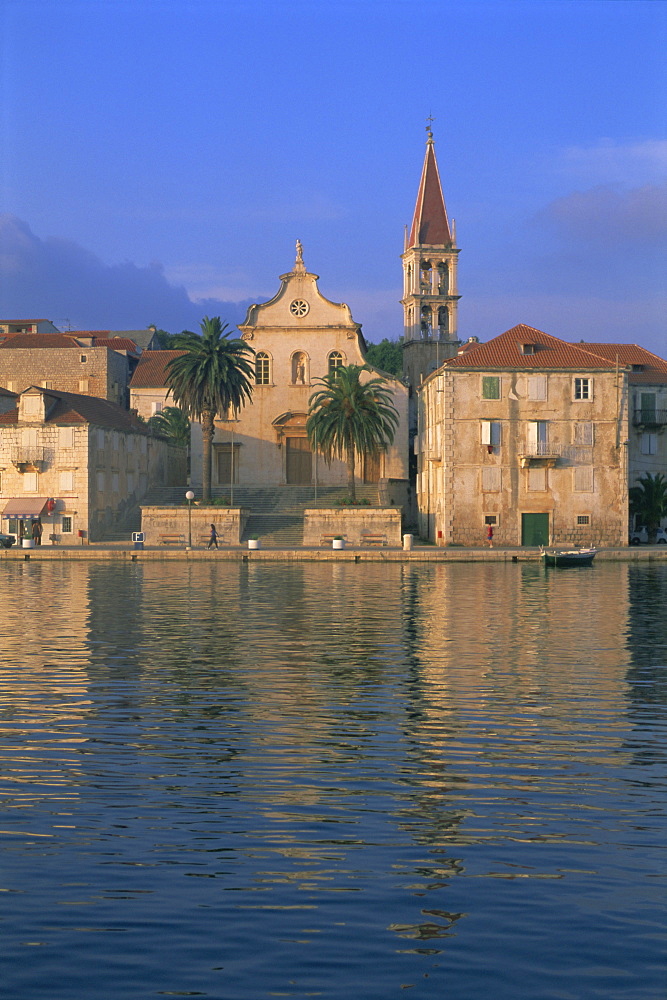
[[519, 441, 561, 468], [633, 409, 667, 428], [11, 447, 46, 472]]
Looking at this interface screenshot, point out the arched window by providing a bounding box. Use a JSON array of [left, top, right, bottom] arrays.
[[328, 351, 344, 375], [255, 351, 271, 385]]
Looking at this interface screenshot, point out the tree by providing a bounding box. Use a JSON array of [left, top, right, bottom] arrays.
[[630, 472, 667, 542], [150, 327, 194, 349], [364, 338, 404, 377], [149, 405, 191, 448], [306, 364, 399, 501], [165, 317, 254, 500]]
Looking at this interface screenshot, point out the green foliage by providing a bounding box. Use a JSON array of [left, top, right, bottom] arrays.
[[630, 473, 667, 540], [151, 328, 195, 349], [307, 364, 399, 501], [148, 405, 191, 447], [364, 338, 404, 377], [166, 317, 255, 500]]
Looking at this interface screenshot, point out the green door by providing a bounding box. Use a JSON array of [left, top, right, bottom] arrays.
[[522, 512, 549, 546]]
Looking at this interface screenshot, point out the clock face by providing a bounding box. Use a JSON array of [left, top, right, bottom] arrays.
[[289, 299, 309, 317]]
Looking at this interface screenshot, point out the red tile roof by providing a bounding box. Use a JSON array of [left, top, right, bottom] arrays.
[[441, 324, 620, 372], [574, 343, 667, 384], [92, 337, 140, 353], [0, 334, 82, 349], [0, 388, 150, 432], [129, 350, 186, 387]]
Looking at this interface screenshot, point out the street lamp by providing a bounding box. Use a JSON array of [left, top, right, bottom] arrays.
[[185, 490, 195, 549]]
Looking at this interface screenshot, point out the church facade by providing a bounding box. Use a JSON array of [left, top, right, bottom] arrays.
[[189, 243, 409, 492]]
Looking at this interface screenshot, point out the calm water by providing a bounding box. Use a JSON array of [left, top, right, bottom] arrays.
[[0, 561, 665, 1000]]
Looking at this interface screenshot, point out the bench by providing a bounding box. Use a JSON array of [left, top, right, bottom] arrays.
[[360, 533, 387, 546], [158, 533, 186, 545], [320, 534, 347, 546]]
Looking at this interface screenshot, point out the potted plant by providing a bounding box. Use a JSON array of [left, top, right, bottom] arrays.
[[22, 527, 35, 549], [332, 536, 345, 550], [247, 536, 261, 550]]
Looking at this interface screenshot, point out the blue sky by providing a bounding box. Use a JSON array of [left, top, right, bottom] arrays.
[[1, 0, 665, 355]]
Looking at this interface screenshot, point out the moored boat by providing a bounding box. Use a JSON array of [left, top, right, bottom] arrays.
[[541, 546, 597, 567]]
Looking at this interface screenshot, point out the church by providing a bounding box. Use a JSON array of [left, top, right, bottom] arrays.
[[187, 241, 410, 496]]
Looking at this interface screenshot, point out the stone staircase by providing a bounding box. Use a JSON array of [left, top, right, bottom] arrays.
[[124, 484, 380, 547]]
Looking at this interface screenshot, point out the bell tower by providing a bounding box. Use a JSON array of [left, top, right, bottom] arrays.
[[401, 125, 460, 389]]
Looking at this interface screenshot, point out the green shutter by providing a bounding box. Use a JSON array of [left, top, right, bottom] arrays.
[[482, 376, 500, 399]]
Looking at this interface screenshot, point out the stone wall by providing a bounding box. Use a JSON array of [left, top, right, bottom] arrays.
[[303, 507, 403, 546], [140, 506, 249, 546], [0, 347, 129, 405]]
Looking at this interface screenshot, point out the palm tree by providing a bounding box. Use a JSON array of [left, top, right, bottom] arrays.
[[630, 472, 667, 542], [166, 317, 255, 500], [307, 364, 399, 501], [149, 405, 191, 448]]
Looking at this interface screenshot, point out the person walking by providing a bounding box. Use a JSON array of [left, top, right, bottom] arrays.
[[486, 524, 494, 548], [207, 523, 218, 549]]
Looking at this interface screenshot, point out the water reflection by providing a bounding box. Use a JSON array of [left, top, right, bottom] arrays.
[[0, 562, 664, 1000]]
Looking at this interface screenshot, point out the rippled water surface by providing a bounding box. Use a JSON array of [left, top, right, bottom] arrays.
[[0, 561, 665, 999]]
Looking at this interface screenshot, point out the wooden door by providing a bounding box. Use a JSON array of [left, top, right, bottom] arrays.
[[521, 512, 549, 546], [362, 451, 381, 483], [286, 437, 312, 484]]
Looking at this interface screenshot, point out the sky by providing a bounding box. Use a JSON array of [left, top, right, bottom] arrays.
[[0, 0, 665, 356]]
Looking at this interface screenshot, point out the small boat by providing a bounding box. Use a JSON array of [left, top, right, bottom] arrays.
[[541, 546, 597, 567]]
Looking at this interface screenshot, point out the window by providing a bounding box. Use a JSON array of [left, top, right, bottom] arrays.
[[42, 381, 53, 390], [61, 516, 73, 533], [528, 467, 547, 491], [59, 426, 74, 448], [112, 473, 119, 493], [80, 354, 87, 363], [127, 472, 135, 494], [574, 466, 594, 492], [23, 472, 38, 492], [574, 378, 592, 400], [482, 376, 500, 399], [527, 421, 548, 454], [97, 471, 105, 492], [482, 467, 501, 492], [79, 379, 89, 393], [59, 471, 74, 492], [573, 422, 594, 446], [151, 401, 164, 415], [23, 428, 38, 448], [640, 432, 657, 455], [22, 395, 41, 416], [576, 515, 590, 526], [521, 343, 537, 355], [484, 514, 498, 526], [481, 421, 502, 446], [255, 352, 271, 385], [328, 351, 344, 375], [97, 429, 105, 449], [528, 375, 547, 401]]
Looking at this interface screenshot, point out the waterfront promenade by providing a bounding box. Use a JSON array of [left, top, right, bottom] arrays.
[[1, 542, 665, 563]]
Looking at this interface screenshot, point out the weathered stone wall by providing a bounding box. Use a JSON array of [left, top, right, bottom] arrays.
[[303, 508, 403, 546], [140, 506, 248, 545], [0, 347, 129, 405]]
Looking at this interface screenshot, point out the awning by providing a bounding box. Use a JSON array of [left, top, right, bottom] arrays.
[[2, 498, 49, 519]]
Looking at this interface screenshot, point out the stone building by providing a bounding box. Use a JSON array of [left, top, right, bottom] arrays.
[[129, 350, 186, 419], [416, 324, 632, 547], [187, 243, 409, 493], [0, 319, 61, 336], [0, 333, 140, 407], [0, 386, 185, 542]]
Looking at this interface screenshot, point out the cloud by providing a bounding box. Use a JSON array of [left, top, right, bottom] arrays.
[[0, 215, 253, 332], [557, 139, 667, 187], [537, 183, 667, 247]]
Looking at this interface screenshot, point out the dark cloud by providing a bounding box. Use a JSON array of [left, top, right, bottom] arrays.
[[0, 215, 253, 332], [537, 184, 667, 247]]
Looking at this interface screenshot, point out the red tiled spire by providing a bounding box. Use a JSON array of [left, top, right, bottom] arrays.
[[408, 132, 452, 248]]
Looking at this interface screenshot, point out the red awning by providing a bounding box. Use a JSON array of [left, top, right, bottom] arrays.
[[2, 497, 49, 519]]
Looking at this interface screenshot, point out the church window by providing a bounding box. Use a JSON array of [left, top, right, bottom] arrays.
[[437, 307, 449, 335], [482, 376, 500, 400], [438, 263, 448, 294], [328, 351, 344, 375], [255, 352, 271, 385], [289, 299, 309, 318]]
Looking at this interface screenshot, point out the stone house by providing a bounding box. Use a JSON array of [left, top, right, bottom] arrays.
[[0, 333, 140, 408], [129, 350, 186, 419], [0, 319, 61, 336], [416, 324, 632, 547], [0, 387, 185, 542], [575, 344, 667, 505]]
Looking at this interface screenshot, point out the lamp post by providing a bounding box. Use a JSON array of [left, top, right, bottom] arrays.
[[186, 490, 195, 550]]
